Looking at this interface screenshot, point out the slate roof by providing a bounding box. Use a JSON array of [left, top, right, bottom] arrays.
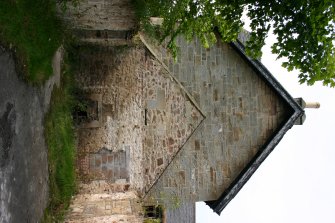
[[205, 39, 305, 214]]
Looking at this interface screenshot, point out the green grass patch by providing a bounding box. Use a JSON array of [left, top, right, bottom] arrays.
[[42, 59, 77, 222], [0, 0, 63, 84], [0, 0, 80, 221]]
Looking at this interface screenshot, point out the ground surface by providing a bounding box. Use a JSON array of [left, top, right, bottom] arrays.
[[0, 47, 60, 223]]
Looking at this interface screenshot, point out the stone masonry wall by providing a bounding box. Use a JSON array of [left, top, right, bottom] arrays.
[[69, 42, 204, 222], [60, 0, 136, 31], [75, 46, 144, 191], [144, 36, 290, 206], [142, 51, 204, 194], [74, 44, 203, 197]]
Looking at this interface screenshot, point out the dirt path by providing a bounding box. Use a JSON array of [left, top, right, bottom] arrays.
[[0, 47, 61, 223]]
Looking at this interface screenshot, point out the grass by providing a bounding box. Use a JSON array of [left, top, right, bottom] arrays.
[[0, 0, 80, 217], [42, 58, 77, 222], [0, 0, 63, 84], [0, 0, 78, 220]]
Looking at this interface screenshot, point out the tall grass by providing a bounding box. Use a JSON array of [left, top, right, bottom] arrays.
[[0, 0, 63, 84], [42, 60, 77, 222]]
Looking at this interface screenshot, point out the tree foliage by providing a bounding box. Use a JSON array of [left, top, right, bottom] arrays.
[[133, 0, 335, 87]]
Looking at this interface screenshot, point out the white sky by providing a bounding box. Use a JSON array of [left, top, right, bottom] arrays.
[[196, 21, 335, 223]]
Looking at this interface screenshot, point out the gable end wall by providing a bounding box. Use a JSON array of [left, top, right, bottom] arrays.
[[145, 37, 290, 210]]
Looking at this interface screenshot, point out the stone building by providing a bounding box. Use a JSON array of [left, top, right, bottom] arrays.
[[61, 1, 305, 222]]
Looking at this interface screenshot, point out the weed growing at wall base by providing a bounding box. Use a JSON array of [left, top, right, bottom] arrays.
[[42, 58, 77, 222]]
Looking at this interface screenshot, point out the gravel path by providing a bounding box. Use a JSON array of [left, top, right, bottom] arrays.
[[0, 47, 61, 223]]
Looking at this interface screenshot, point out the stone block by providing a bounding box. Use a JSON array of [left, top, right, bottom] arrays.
[[168, 137, 174, 146], [102, 154, 107, 164], [105, 202, 111, 210], [156, 89, 166, 110], [194, 140, 200, 150], [147, 100, 157, 109], [120, 167, 128, 179], [102, 166, 108, 176], [107, 170, 113, 178], [95, 157, 101, 168], [113, 169, 120, 180], [157, 158, 163, 166], [179, 171, 186, 186]]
